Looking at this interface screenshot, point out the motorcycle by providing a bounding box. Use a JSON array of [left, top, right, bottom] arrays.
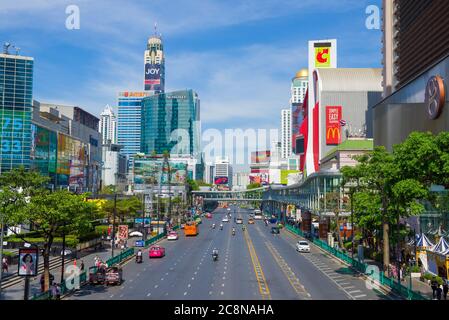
[[242, 225, 246, 231], [220, 225, 223, 230], [212, 224, 216, 229], [232, 229, 236, 236], [135, 255, 143, 263], [212, 253, 218, 261]]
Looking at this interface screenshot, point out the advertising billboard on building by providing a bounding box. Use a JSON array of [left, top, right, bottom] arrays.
[[144, 63, 162, 92], [133, 158, 188, 190], [251, 151, 271, 164], [249, 169, 269, 185], [326, 106, 342, 145], [214, 176, 229, 185], [280, 170, 300, 185]]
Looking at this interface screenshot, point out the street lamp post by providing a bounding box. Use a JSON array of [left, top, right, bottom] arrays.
[[60, 221, 66, 285], [350, 188, 354, 262], [111, 193, 117, 258], [0, 213, 5, 296]]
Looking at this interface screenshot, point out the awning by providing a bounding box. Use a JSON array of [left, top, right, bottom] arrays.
[[417, 233, 434, 248], [431, 237, 449, 254]]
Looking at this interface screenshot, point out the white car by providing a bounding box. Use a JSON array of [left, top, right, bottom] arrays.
[[236, 218, 243, 224], [222, 217, 229, 223], [296, 241, 311, 253], [167, 231, 179, 241]]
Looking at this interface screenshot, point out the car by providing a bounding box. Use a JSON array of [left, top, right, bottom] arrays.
[[227, 208, 231, 211], [180, 224, 185, 229], [60, 249, 72, 256], [271, 227, 280, 234], [296, 241, 311, 253], [149, 246, 166, 258], [236, 218, 243, 224], [222, 217, 229, 223], [248, 218, 255, 225], [205, 213, 212, 219], [129, 231, 143, 237], [167, 231, 179, 241]]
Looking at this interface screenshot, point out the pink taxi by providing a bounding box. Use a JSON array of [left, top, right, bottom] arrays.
[[149, 245, 166, 258]]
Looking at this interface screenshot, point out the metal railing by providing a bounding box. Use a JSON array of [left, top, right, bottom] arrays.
[[286, 225, 428, 300]]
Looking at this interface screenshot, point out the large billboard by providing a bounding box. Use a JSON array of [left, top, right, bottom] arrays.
[[144, 63, 163, 92], [214, 176, 229, 185], [250, 169, 269, 185], [57, 133, 87, 190], [326, 106, 342, 145], [251, 151, 271, 164], [133, 158, 188, 190]]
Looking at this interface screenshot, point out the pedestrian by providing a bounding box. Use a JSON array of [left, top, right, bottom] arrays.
[[2, 256, 8, 273], [443, 280, 448, 300], [80, 260, 85, 272], [431, 277, 438, 299], [436, 285, 443, 301], [50, 282, 57, 299]]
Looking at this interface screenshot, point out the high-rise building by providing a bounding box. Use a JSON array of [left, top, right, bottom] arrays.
[[99, 104, 117, 144], [204, 162, 215, 185], [291, 69, 308, 156], [117, 91, 151, 161], [144, 28, 165, 94], [214, 157, 232, 187], [281, 109, 292, 159], [31, 101, 102, 193], [290, 69, 308, 105], [140, 90, 201, 159], [0, 49, 34, 172], [374, 1, 449, 151], [101, 142, 127, 191], [382, 0, 449, 98]]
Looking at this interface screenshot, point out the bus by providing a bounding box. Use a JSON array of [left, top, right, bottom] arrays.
[[184, 221, 199, 237], [254, 210, 263, 220]]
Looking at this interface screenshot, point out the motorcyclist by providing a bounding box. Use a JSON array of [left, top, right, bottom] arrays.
[[242, 224, 246, 231], [136, 249, 143, 262], [212, 248, 219, 261], [212, 223, 216, 229], [220, 223, 224, 230], [232, 227, 236, 235]]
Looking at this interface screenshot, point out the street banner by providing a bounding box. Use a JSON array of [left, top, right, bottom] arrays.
[[18, 247, 39, 277], [118, 225, 129, 240], [135, 218, 151, 225], [135, 240, 145, 247], [326, 106, 342, 145]]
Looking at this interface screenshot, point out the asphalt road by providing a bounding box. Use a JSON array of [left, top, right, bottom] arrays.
[[68, 206, 395, 300]]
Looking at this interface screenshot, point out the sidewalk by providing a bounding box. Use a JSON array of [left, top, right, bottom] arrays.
[[0, 241, 121, 300]]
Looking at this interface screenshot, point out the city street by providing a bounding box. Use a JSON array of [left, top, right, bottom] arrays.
[[67, 206, 395, 300]]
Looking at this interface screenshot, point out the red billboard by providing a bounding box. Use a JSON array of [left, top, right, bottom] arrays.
[[214, 177, 229, 185], [326, 106, 342, 145]]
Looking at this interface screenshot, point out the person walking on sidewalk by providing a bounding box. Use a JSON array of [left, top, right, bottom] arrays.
[[431, 277, 438, 299], [2, 256, 8, 273], [443, 280, 448, 300], [80, 260, 85, 272], [436, 285, 443, 301]]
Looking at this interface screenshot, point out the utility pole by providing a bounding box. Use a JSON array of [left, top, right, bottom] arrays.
[[111, 193, 117, 258], [60, 221, 67, 285]]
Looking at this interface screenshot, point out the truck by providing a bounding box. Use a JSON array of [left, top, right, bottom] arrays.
[[184, 221, 199, 237]]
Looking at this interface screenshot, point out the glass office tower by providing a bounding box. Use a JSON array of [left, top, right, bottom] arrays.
[[0, 53, 34, 173], [141, 90, 200, 158], [117, 91, 151, 160]]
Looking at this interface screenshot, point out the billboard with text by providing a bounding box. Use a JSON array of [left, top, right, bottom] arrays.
[[144, 63, 163, 92], [326, 106, 342, 145], [214, 176, 229, 185]]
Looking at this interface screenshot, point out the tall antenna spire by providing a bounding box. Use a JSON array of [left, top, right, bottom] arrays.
[[154, 22, 158, 36]]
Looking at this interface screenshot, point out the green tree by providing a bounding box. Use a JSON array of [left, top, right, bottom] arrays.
[[8, 189, 96, 292], [342, 143, 428, 274], [247, 183, 262, 190]]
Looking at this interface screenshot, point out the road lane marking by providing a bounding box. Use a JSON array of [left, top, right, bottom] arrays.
[[265, 241, 311, 300], [349, 290, 362, 294], [147, 293, 151, 297], [354, 294, 367, 298], [184, 292, 187, 296], [243, 228, 271, 300]]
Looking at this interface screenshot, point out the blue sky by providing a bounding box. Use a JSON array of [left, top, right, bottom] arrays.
[[0, 0, 382, 167]]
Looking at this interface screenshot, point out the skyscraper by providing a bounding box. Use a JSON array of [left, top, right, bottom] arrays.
[[291, 69, 308, 156], [144, 26, 165, 94], [140, 90, 200, 158], [290, 69, 308, 106], [117, 91, 151, 161], [99, 104, 117, 144], [281, 109, 292, 159], [0, 47, 34, 172]]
